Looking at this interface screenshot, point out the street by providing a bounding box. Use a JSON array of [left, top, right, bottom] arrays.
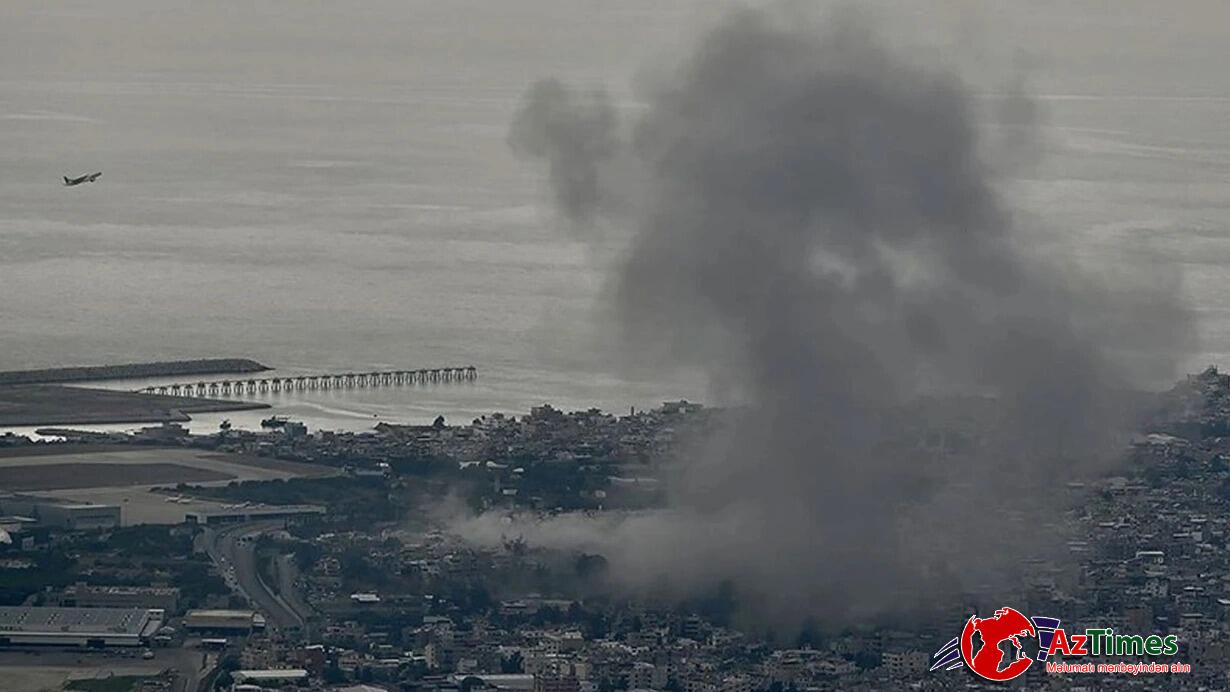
[[200, 521, 310, 632]]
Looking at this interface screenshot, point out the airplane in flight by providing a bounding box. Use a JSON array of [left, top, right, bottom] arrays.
[[63, 171, 101, 186]]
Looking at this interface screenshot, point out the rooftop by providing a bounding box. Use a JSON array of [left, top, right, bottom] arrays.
[[234, 669, 309, 681], [187, 504, 325, 518], [0, 606, 155, 635], [66, 584, 179, 596], [185, 609, 262, 621]]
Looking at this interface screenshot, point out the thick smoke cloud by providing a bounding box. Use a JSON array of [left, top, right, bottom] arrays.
[[509, 79, 621, 224], [499, 7, 1193, 626]]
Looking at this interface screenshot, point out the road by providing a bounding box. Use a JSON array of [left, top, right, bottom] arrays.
[[200, 521, 310, 632], [178, 648, 217, 692], [273, 553, 315, 633]]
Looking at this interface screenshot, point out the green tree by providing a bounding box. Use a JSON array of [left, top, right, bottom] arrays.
[[501, 651, 524, 674], [323, 665, 347, 684]]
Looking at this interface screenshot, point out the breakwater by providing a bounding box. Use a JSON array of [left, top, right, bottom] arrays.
[[0, 359, 270, 385]]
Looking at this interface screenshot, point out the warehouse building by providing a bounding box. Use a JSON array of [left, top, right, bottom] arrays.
[[233, 669, 309, 685], [184, 609, 266, 633], [185, 504, 325, 525], [0, 606, 162, 648], [36, 501, 120, 529], [59, 583, 181, 613], [0, 493, 120, 530]]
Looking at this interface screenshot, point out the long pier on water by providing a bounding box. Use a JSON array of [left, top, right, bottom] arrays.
[[136, 366, 477, 398]]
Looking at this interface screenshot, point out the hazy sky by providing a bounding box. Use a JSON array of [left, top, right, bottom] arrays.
[[2, 1, 1229, 411]]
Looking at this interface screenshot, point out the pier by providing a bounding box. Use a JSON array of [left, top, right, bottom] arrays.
[[135, 366, 478, 398]]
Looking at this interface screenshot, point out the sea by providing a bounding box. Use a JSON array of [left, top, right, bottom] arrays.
[[2, 1, 1229, 434]]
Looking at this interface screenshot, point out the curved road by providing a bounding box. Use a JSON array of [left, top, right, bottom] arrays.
[[273, 553, 314, 628], [201, 521, 310, 632]]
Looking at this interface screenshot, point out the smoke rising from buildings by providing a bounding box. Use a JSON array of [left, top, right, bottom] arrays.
[[490, 7, 1194, 626]]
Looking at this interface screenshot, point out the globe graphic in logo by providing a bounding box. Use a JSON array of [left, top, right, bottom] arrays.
[[959, 607, 1037, 681]]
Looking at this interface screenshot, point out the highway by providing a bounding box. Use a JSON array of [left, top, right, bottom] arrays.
[[273, 553, 314, 629], [200, 521, 310, 632]]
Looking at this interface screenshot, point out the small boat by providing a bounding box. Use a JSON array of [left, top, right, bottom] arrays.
[[260, 415, 288, 429]]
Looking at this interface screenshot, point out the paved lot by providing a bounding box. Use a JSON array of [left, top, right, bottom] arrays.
[[0, 647, 210, 692], [0, 447, 333, 525], [0, 462, 232, 491], [0, 649, 169, 692]]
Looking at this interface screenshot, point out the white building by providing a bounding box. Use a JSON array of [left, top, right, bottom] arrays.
[[0, 606, 162, 647]]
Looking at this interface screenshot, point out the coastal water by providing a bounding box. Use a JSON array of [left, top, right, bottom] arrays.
[[3, 1, 1230, 432]]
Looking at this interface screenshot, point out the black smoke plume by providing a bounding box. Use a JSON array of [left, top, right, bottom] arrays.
[[497, 7, 1193, 627], [509, 79, 621, 224]]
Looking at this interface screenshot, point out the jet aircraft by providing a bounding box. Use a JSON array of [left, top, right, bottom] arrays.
[[63, 172, 102, 186]]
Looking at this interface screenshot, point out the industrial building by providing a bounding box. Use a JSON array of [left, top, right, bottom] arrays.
[[450, 674, 535, 691], [0, 515, 36, 534], [0, 606, 162, 648], [0, 493, 120, 530], [184, 609, 267, 633], [185, 504, 325, 525], [232, 669, 309, 687], [59, 583, 180, 613]]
